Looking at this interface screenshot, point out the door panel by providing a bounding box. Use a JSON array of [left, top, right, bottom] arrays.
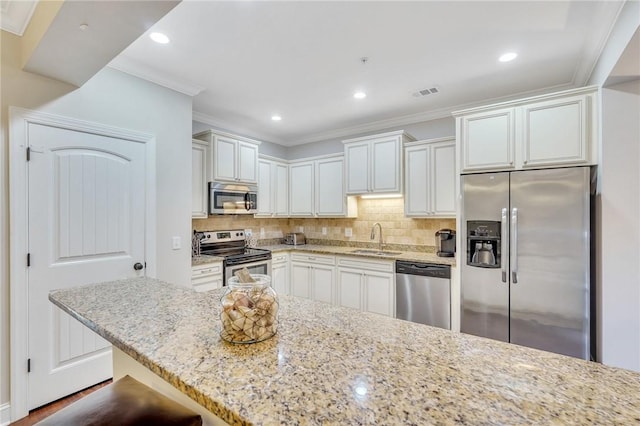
[[460, 172, 510, 342], [510, 167, 591, 359], [27, 123, 146, 409]]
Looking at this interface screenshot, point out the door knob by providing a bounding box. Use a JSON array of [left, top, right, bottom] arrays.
[[133, 262, 144, 271]]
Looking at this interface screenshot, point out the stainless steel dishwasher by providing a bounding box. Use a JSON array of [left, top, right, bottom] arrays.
[[396, 261, 451, 330]]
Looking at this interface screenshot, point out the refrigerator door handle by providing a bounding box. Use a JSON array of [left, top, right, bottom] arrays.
[[501, 208, 508, 283], [511, 207, 518, 283]]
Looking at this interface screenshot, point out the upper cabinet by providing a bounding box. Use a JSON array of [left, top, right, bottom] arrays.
[[193, 130, 260, 184], [343, 130, 415, 195], [289, 155, 357, 218], [191, 139, 209, 219], [454, 86, 598, 173], [404, 138, 456, 217], [256, 157, 288, 217]]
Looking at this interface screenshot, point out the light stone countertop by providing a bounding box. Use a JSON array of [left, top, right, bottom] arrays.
[[191, 254, 224, 266], [50, 278, 640, 425], [260, 244, 457, 266]]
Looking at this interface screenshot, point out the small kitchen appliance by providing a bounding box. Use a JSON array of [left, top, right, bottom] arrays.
[[284, 233, 306, 245], [198, 229, 271, 284], [435, 229, 456, 257]]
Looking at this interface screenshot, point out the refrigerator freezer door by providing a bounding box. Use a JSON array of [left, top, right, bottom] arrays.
[[460, 172, 510, 342], [509, 167, 591, 359]]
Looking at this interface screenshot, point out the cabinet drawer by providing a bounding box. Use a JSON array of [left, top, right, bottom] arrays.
[[191, 263, 222, 278], [337, 256, 394, 272], [192, 275, 222, 292], [290, 253, 335, 265], [272, 253, 290, 264]]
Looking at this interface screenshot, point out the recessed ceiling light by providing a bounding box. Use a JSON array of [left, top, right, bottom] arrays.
[[271, 115, 282, 121], [79, 23, 89, 31], [150, 32, 170, 44], [499, 52, 518, 62], [354, 91, 367, 99]]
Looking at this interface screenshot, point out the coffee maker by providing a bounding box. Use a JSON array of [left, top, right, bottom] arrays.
[[436, 229, 456, 257], [466, 220, 501, 268]]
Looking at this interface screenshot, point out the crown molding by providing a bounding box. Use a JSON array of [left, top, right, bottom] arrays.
[[0, 0, 37, 36], [108, 56, 205, 97]]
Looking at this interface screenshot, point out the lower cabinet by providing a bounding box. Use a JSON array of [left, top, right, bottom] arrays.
[[336, 257, 395, 317], [191, 261, 223, 292], [272, 252, 290, 296], [290, 253, 335, 304]]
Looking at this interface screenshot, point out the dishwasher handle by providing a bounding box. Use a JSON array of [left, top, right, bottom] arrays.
[[395, 261, 451, 279]]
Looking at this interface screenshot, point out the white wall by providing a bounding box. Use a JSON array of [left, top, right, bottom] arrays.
[[1, 30, 193, 410], [600, 79, 640, 370]]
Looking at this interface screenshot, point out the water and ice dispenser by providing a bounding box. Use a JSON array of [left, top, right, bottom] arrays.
[[467, 221, 501, 268]]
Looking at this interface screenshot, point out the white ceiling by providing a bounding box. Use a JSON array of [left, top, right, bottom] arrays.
[[15, 1, 628, 146]]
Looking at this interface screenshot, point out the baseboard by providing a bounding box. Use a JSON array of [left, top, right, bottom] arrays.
[[0, 402, 10, 426]]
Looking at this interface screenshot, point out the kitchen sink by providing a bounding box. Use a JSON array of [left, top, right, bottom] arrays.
[[350, 249, 402, 256]]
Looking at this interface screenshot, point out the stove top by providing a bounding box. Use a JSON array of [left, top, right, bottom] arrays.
[[196, 229, 271, 265]]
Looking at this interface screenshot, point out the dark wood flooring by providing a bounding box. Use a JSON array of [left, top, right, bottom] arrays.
[[11, 379, 112, 426]]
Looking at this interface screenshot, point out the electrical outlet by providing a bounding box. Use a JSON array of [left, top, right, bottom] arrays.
[[345, 228, 352, 237], [245, 229, 252, 236], [298, 226, 304, 233], [322, 227, 327, 235], [172, 236, 181, 250], [260, 227, 265, 237]]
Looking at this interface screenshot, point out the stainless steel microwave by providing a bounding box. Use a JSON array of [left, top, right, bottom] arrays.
[[209, 182, 258, 215]]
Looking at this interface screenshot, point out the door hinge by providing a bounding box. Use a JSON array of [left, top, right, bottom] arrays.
[[27, 253, 31, 267], [26, 146, 30, 161], [27, 358, 31, 373]]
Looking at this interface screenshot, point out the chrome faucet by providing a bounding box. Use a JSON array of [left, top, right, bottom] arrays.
[[370, 222, 383, 251]]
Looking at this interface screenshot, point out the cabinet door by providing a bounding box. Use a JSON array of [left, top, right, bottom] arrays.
[[460, 108, 515, 172], [404, 145, 429, 216], [256, 159, 272, 216], [191, 140, 209, 218], [316, 157, 345, 216], [290, 263, 310, 298], [274, 163, 289, 217], [237, 141, 258, 183], [522, 94, 590, 167], [289, 162, 314, 217], [272, 261, 289, 296], [336, 268, 362, 310], [430, 141, 456, 216], [310, 265, 334, 304], [345, 142, 370, 194], [363, 272, 394, 317], [213, 135, 237, 181], [371, 136, 401, 193]]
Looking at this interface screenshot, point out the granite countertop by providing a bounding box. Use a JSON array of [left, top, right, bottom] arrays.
[[191, 254, 224, 266], [260, 244, 457, 266], [50, 278, 640, 425]]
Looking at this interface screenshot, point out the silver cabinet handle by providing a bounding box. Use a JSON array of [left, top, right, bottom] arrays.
[[511, 207, 518, 284], [501, 208, 508, 283]]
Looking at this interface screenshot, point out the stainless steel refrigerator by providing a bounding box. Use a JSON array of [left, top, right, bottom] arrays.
[[460, 166, 595, 360]]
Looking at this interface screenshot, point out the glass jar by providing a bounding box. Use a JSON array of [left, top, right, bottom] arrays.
[[220, 274, 278, 344]]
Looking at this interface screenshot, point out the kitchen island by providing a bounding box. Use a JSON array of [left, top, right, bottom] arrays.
[[50, 278, 640, 425]]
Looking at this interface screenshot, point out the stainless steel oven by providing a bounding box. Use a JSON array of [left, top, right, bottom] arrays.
[[197, 229, 271, 285]]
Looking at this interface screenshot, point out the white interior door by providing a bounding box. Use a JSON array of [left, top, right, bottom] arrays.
[[26, 123, 147, 409]]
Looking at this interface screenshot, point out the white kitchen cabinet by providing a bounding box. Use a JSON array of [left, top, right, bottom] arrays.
[[256, 157, 288, 217], [343, 130, 415, 195], [289, 155, 356, 218], [290, 253, 335, 304], [455, 86, 597, 173], [272, 252, 290, 296], [336, 257, 395, 317], [191, 261, 223, 292], [404, 138, 456, 217], [289, 161, 315, 217], [191, 139, 209, 219], [193, 130, 260, 184]]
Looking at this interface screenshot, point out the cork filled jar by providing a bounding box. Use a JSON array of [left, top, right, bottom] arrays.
[[220, 274, 279, 344]]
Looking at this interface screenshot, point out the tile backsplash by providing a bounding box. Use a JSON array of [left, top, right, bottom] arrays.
[[193, 198, 455, 251]]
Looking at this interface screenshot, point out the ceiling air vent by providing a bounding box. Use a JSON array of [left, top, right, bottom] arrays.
[[416, 86, 440, 97]]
